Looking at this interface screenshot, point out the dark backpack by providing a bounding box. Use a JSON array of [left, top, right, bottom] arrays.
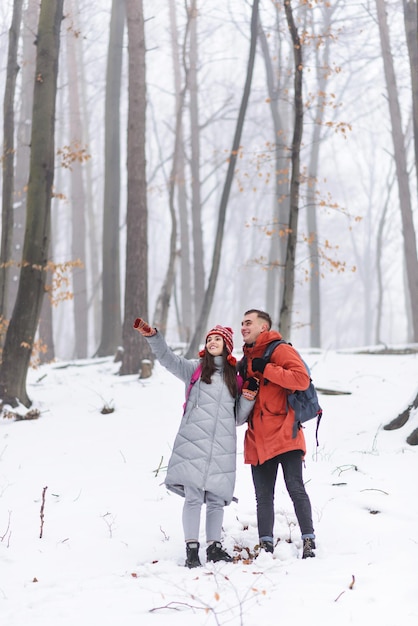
[[240, 339, 322, 444]]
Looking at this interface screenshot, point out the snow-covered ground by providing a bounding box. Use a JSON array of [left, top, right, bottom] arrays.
[[1, 346, 418, 625]]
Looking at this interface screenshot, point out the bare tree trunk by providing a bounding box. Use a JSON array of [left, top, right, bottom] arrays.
[[258, 16, 291, 320], [0, 0, 64, 407], [67, 3, 88, 358], [306, 5, 339, 347], [29, 0, 54, 360], [0, 0, 23, 322], [169, 0, 191, 341], [189, 0, 205, 326], [402, 0, 418, 186], [10, 1, 39, 316], [151, 203, 177, 337], [152, 5, 191, 336], [74, 0, 101, 350], [97, 0, 125, 357], [46, 78, 65, 358], [120, 0, 152, 375], [375, 0, 418, 341], [186, 0, 259, 358], [279, 0, 303, 339], [38, 284, 54, 363], [375, 173, 395, 344]]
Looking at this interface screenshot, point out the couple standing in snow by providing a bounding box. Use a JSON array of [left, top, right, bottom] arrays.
[[134, 309, 316, 568]]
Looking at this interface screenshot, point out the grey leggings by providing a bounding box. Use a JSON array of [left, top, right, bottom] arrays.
[[182, 486, 225, 543]]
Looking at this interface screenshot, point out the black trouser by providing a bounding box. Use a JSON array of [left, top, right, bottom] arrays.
[[251, 450, 315, 540]]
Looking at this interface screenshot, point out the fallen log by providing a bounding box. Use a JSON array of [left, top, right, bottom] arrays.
[[316, 387, 351, 396]]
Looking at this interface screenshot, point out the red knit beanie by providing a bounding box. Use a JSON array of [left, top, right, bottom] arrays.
[[205, 325, 234, 355]]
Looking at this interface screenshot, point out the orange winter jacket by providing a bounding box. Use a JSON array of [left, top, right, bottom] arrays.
[[241, 330, 310, 465]]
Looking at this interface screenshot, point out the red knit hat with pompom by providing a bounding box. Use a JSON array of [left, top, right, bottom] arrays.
[[205, 325, 234, 355]]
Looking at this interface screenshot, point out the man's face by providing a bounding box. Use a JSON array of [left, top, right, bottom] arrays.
[[241, 312, 268, 345]]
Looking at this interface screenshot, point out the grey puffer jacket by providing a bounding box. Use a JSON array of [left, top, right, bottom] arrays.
[[145, 331, 253, 504]]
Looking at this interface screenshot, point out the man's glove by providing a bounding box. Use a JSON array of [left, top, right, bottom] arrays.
[[242, 376, 259, 401], [252, 357, 267, 374], [133, 318, 157, 337]]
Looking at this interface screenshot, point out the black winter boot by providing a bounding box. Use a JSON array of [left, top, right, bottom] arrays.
[[260, 539, 274, 554], [185, 541, 201, 568], [302, 538, 316, 559], [206, 541, 233, 563]]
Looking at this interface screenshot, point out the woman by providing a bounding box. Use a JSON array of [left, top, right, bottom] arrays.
[[134, 318, 257, 568]]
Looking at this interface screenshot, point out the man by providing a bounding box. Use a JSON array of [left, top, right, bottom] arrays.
[[240, 309, 316, 559]]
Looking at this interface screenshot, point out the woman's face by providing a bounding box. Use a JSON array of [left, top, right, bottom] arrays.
[[206, 334, 225, 357]]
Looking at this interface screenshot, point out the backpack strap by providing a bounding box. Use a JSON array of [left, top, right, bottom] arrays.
[[184, 364, 244, 414], [183, 364, 202, 413], [314, 407, 323, 447], [239, 339, 286, 380], [262, 339, 287, 361], [263, 340, 304, 435], [243, 339, 322, 447]]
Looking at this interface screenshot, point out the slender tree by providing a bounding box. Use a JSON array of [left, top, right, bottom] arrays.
[[171, 1, 192, 341], [120, 0, 152, 375], [38, 281, 54, 363], [258, 14, 291, 319], [0, 0, 65, 407], [152, 1, 189, 338], [66, 4, 88, 358], [402, 0, 418, 186], [189, 0, 205, 327], [306, 4, 341, 347], [97, 0, 125, 357], [375, 172, 395, 344], [375, 0, 418, 341], [10, 1, 39, 316], [279, 0, 304, 338], [72, 0, 101, 350], [186, 0, 260, 358], [0, 0, 23, 322]]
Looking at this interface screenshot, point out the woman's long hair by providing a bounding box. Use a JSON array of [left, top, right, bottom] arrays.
[[200, 348, 238, 397]]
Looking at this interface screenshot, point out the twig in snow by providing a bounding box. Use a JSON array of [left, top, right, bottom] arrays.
[[1, 510, 12, 546], [153, 456, 167, 477], [150, 600, 217, 617], [0, 444, 8, 460], [72, 488, 82, 502], [335, 574, 355, 602], [101, 512, 116, 538], [160, 526, 169, 541], [332, 464, 358, 476], [39, 486, 48, 538], [147, 568, 268, 625]]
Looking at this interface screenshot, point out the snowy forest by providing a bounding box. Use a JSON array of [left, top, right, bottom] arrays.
[[0, 0, 417, 408]]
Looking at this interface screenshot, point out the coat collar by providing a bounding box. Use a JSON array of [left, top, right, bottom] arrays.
[[213, 355, 224, 369], [243, 329, 283, 356]]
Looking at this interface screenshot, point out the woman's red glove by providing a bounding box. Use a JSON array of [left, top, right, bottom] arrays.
[[133, 318, 156, 337]]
